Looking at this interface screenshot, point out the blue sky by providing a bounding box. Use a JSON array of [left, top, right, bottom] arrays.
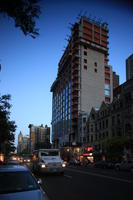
[[0, 0, 133, 146]]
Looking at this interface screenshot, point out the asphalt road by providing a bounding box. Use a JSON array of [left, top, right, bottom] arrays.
[[36, 166, 133, 200]]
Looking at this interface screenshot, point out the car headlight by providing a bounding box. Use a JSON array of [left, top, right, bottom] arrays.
[[62, 163, 66, 168], [27, 159, 30, 162], [41, 164, 46, 168]]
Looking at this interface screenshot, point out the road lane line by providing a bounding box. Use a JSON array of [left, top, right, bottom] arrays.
[[64, 174, 72, 179], [66, 168, 133, 184]]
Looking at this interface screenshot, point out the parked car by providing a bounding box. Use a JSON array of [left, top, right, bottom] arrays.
[[105, 161, 117, 169], [115, 160, 133, 172], [3, 160, 20, 165], [0, 165, 49, 200], [92, 160, 115, 169], [92, 160, 108, 169]]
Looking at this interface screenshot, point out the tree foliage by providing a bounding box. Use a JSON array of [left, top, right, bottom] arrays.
[[105, 136, 132, 161], [0, 95, 16, 155], [0, 0, 40, 38]]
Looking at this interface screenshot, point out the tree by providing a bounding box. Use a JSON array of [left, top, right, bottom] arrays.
[[105, 136, 132, 161], [0, 0, 40, 38], [0, 95, 17, 156]]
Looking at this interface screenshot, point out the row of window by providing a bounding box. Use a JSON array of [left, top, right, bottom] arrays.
[[84, 66, 98, 73], [88, 114, 121, 133], [52, 83, 72, 122], [83, 58, 97, 67], [52, 119, 71, 138], [89, 129, 123, 143], [83, 127, 123, 143]]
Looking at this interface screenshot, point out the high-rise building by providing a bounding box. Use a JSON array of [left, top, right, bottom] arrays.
[[113, 71, 119, 89], [17, 132, 30, 154], [126, 54, 133, 81], [28, 124, 50, 153], [51, 16, 113, 148], [17, 131, 23, 153]]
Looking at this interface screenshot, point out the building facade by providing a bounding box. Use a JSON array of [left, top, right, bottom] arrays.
[[86, 78, 133, 156], [28, 124, 50, 153], [113, 71, 119, 89], [51, 16, 113, 148], [126, 54, 133, 81], [17, 132, 30, 154], [17, 132, 23, 154]]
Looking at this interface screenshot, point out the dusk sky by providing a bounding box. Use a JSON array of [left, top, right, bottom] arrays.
[[0, 0, 133, 146]]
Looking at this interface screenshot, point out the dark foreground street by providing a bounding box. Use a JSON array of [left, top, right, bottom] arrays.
[[35, 166, 133, 200]]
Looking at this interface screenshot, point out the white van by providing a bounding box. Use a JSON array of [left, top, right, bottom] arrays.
[[32, 149, 66, 174]]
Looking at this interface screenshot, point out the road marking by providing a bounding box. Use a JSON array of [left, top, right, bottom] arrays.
[[64, 174, 72, 179], [66, 168, 133, 184]]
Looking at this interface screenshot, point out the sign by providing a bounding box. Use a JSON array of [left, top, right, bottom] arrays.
[[87, 147, 93, 152]]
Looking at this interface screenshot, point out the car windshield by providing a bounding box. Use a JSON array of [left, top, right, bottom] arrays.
[[0, 171, 39, 194], [41, 151, 59, 156]]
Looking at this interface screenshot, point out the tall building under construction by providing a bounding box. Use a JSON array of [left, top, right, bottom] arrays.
[[51, 16, 113, 147]]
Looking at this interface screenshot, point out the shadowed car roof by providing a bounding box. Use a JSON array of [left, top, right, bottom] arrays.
[[0, 165, 28, 172]]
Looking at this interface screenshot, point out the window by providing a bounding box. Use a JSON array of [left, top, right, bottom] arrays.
[[106, 119, 108, 128], [117, 114, 120, 124], [84, 46, 87, 49], [95, 134, 97, 141], [84, 51, 87, 56], [105, 84, 110, 97], [83, 117, 86, 123], [84, 59, 87, 63], [91, 135, 93, 142], [94, 68, 97, 73], [91, 124, 93, 132], [105, 90, 110, 96], [117, 128, 121, 136], [91, 114, 95, 120], [99, 133, 101, 139], [112, 116, 115, 125], [0, 171, 39, 194], [84, 65, 87, 70], [112, 129, 115, 136], [95, 124, 97, 131], [94, 62, 97, 67], [105, 84, 110, 90], [99, 122, 101, 129], [102, 121, 105, 129]]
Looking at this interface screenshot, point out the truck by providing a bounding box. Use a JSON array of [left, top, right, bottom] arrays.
[[32, 149, 66, 174]]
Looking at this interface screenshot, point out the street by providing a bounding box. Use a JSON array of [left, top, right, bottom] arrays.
[[35, 166, 133, 200]]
